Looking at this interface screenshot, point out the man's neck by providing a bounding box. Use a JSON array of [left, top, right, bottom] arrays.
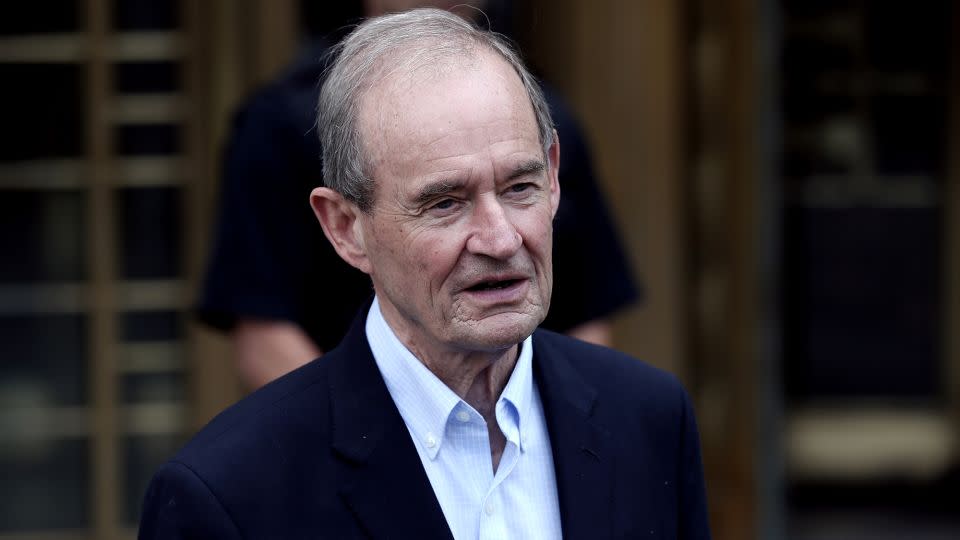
[[373, 297, 521, 471], [414, 346, 515, 473], [374, 297, 521, 409], [406, 339, 518, 413]]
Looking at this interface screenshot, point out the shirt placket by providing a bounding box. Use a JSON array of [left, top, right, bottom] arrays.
[[478, 401, 521, 540]]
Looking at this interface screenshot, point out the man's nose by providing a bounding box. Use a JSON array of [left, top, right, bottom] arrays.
[[465, 198, 522, 259]]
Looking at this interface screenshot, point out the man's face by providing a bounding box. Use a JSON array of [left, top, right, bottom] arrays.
[[356, 52, 560, 355]]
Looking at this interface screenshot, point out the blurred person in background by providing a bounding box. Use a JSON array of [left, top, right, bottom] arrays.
[[198, 0, 638, 389]]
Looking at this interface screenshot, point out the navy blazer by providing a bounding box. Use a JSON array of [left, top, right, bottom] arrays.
[[139, 310, 711, 539]]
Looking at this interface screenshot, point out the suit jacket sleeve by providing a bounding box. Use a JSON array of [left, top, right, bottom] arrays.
[[139, 461, 243, 540]]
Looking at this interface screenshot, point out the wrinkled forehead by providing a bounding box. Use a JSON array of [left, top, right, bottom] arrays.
[[357, 46, 529, 156], [358, 37, 484, 108]]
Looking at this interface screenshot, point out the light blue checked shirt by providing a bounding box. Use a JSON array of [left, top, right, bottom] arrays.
[[366, 297, 563, 540]]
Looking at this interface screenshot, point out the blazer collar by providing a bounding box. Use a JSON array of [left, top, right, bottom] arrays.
[[326, 305, 613, 540], [532, 330, 614, 540], [327, 303, 453, 540]]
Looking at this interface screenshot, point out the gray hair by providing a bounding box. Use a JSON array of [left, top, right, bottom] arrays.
[[317, 8, 555, 212]]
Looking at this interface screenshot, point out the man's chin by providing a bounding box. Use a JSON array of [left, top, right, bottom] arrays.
[[452, 312, 542, 352]]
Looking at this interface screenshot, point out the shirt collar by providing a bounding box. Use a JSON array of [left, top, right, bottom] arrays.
[[497, 327, 533, 453], [365, 296, 535, 459]]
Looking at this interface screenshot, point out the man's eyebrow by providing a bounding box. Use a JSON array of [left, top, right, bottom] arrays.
[[507, 160, 545, 180], [412, 180, 465, 206], [411, 160, 545, 206]]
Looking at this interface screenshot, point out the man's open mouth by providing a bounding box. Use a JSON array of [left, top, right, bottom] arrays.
[[466, 278, 521, 292]]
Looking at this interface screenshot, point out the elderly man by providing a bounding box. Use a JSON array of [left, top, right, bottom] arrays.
[[199, 0, 638, 390], [139, 9, 710, 540]]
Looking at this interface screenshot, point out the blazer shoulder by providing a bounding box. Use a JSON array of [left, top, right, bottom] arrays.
[[173, 356, 333, 471]]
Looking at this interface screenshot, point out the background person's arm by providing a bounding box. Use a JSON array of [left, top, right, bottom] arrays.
[[566, 319, 613, 347], [233, 319, 321, 390]]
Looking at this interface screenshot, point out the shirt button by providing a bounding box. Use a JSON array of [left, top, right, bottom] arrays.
[[485, 502, 495, 516], [456, 411, 470, 422], [425, 434, 437, 448]]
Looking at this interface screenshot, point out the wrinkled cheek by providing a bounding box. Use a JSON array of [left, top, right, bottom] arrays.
[[420, 236, 462, 291]]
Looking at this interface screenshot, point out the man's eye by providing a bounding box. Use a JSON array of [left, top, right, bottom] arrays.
[[508, 183, 535, 194], [428, 198, 459, 214]]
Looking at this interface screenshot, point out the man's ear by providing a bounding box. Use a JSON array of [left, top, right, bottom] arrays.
[[547, 130, 561, 218], [310, 187, 372, 274]]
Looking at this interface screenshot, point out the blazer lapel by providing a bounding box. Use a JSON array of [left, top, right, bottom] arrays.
[[533, 331, 614, 540], [327, 309, 453, 540]]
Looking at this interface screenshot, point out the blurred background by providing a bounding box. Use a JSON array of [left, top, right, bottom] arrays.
[[0, 0, 957, 538]]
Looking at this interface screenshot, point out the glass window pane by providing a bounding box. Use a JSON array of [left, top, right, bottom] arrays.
[[115, 61, 180, 94], [0, 1, 81, 35], [115, 124, 181, 156], [864, 2, 950, 74], [116, 186, 181, 279], [0, 64, 84, 161], [871, 95, 947, 176], [783, 208, 943, 399], [121, 310, 183, 341], [0, 437, 89, 531], [114, 0, 178, 31], [0, 190, 85, 282], [0, 314, 87, 406], [779, 0, 948, 403], [123, 372, 185, 403]]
